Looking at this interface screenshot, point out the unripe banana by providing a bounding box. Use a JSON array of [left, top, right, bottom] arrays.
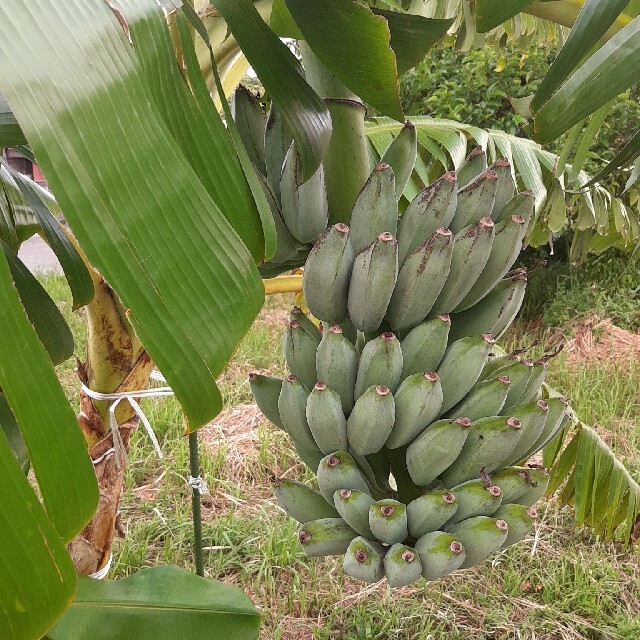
[[525, 397, 570, 458], [333, 488, 376, 538], [354, 332, 403, 400], [316, 325, 359, 414], [446, 516, 509, 568], [457, 147, 487, 188], [494, 190, 534, 225], [415, 531, 466, 580], [499, 359, 535, 411], [386, 372, 443, 449], [231, 85, 266, 174], [493, 504, 537, 548], [397, 172, 458, 266], [431, 218, 496, 315], [273, 478, 339, 522], [407, 490, 459, 538], [492, 467, 536, 503], [278, 375, 318, 452], [518, 361, 548, 404], [343, 537, 385, 583], [265, 103, 293, 200], [294, 441, 325, 473], [283, 320, 318, 390], [490, 158, 516, 219], [348, 233, 399, 332], [280, 142, 328, 243], [380, 120, 418, 200], [400, 315, 450, 379], [306, 382, 348, 455], [361, 449, 393, 495], [449, 171, 498, 235], [349, 162, 398, 255], [248, 372, 284, 430], [298, 518, 357, 556], [290, 306, 321, 344], [455, 213, 527, 311], [316, 451, 371, 503], [437, 334, 496, 415], [369, 499, 408, 544], [303, 224, 354, 324], [347, 385, 395, 455], [448, 271, 527, 342], [440, 415, 523, 486], [406, 418, 473, 487], [386, 228, 455, 330], [444, 376, 510, 422], [515, 467, 550, 507], [444, 477, 503, 526], [478, 352, 519, 383], [384, 544, 422, 587], [503, 400, 550, 466]]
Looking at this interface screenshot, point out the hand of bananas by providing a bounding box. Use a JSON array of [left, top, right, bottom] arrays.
[[245, 89, 570, 587]]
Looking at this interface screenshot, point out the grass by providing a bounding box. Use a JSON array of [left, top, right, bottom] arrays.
[[40, 273, 640, 639]]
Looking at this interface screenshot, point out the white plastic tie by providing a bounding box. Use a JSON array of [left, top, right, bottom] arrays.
[[89, 552, 113, 580], [187, 475, 210, 496], [81, 370, 172, 467]]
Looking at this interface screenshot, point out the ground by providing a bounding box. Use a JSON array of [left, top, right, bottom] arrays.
[[42, 275, 640, 640]]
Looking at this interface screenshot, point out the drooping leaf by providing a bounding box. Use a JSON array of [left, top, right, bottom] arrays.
[[475, 0, 532, 33], [48, 566, 260, 640], [211, 0, 331, 181], [0, 393, 28, 472], [0, 0, 265, 430], [270, 0, 303, 38], [581, 129, 640, 189], [0, 91, 26, 146]]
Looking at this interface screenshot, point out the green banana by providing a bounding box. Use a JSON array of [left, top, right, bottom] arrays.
[[386, 228, 455, 330], [446, 516, 508, 568], [444, 376, 510, 422], [493, 504, 537, 548], [369, 499, 408, 544], [248, 372, 284, 430], [518, 360, 548, 404], [407, 490, 458, 538], [457, 147, 487, 188], [380, 120, 418, 200], [406, 418, 473, 487], [362, 449, 393, 495], [303, 224, 354, 324], [347, 385, 395, 455], [334, 488, 376, 538], [514, 467, 550, 507], [440, 415, 523, 486], [494, 190, 534, 225], [290, 306, 322, 343], [283, 320, 318, 391], [348, 233, 399, 332], [273, 478, 339, 522], [437, 334, 496, 415], [455, 214, 527, 311], [503, 400, 550, 466], [316, 325, 359, 414], [525, 397, 570, 459], [448, 271, 527, 342], [343, 537, 385, 583], [490, 158, 516, 218], [400, 315, 450, 379], [294, 441, 325, 473], [306, 382, 348, 455], [384, 544, 423, 587], [478, 352, 519, 383], [415, 531, 466, 580], [491, 467, 537, 503], [386, 372, 443, 449], [265, 103, 292, 200], [349, 162, 398, 255], [499, 359, 535, 411], [444, 477, 503, 526], [280, 142, 328, 244], [354, 332, 404, 400], [231, 85, 266, 174], [278, 375, 318, 452], [449, 171, 498, 235], [430, 218, 496, 315], [298, 518, 357, 556], [316, 451, 371, 503], [397, 172, 458, 266]]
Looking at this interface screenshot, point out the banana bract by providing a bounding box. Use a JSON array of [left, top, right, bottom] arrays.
[[248, 132, 570, 588]]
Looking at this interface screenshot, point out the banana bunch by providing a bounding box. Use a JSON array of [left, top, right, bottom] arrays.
[[249, 131, 572, 587]]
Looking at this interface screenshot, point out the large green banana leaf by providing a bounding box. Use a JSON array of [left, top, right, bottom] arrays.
[[47, 566, 260, 640]]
